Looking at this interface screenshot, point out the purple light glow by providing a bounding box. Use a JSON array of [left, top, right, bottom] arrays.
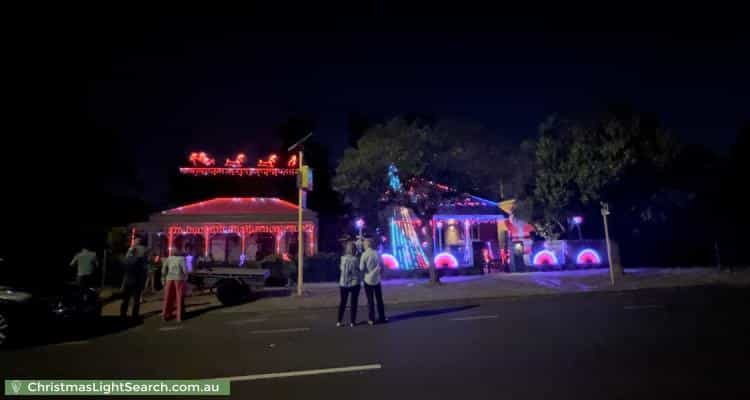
[[576, 248, 602, 265], [434, 252, 459, 269], [533, 250, 559, 266], [355, 218, 365, 229], [572, 216, 584, 225], [381, 253, 400, 270]]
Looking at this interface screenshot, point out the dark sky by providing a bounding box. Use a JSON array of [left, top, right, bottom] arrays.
[[23, 7, 750, 206]]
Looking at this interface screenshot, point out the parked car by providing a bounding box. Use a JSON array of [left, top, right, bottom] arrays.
[[0, 259, 102, 347]]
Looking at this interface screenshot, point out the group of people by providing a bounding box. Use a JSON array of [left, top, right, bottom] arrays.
[[337, 238, 387, 327], [120, 238, 190, 322], [70, 237, 188, 323], [69, 234, 391, 326]]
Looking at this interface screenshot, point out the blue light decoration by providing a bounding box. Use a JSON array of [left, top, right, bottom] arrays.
[[576, 248, 602, 265], [434, 252, 459, 269], [390, 207, 429, 270], [388, 163, 402, 192], [381, 253, 399, 270], [532, 250, 559, 266]]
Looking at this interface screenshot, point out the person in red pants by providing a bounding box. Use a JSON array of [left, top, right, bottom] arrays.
[[161, 249, 187, 322]]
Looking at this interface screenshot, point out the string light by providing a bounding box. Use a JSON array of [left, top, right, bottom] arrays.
[[179, 167, 298, 177], [389, 207, 429, 270], [167, 223, 315, 235]]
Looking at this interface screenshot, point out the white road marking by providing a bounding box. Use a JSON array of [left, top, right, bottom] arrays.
[[227, 318, 268, 325], [450, 315, 499, 321], [250, 327, 310, 334], [220, 364, 382, 382], [55, 340, 90, 346], [159, 326, 183, 331], [623, 305, 664, 310]]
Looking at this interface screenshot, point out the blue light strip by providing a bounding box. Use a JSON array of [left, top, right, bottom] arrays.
[[469, 195, 500, 207], [433, 214, 504, 222]]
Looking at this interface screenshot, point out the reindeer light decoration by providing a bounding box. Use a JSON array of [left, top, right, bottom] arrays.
[[287, 154, 298, 168], [257, 154, 279, 168], [224, 153, 247, 168]]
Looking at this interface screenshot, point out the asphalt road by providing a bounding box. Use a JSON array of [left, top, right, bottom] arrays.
[[3, 286, 749, 399]]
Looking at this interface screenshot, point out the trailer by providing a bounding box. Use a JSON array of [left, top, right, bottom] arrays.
[[189, 267, 269, 306]]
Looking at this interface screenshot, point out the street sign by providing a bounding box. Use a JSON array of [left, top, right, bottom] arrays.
[[298, 165, 313, 191]]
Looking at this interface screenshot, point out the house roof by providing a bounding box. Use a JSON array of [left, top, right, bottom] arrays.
[[437, 194, 508, 218], [144, 197, 317, 225]]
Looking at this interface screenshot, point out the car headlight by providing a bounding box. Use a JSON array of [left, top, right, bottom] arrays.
[[0, 288, 32, 302]]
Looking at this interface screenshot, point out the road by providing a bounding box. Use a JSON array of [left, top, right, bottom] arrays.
[[2, 286, 749, 399]]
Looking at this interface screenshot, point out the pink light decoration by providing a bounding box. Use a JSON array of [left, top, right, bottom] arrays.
[[168, 231, 174, 256], [576, 248, 602, 265], [287, 155, 298, 168], [189, 152, 215, 167], [257, 154, 279, 168], [224, 153, 247, 168], [179, 167, 298, 177], [204, 229, 210, 256], [275, 232, 283, 254], [434, 252, 459, 269], [308, 230, 315, 255], [572, 216, 584, 225], [130, 227, 136, 247], [533, 250, 559, 266], [381, 253, 399, 270]]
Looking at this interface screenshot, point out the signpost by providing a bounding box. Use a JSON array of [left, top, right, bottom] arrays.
[[601, 202, 615, 285], [288, 133, 313, 296]]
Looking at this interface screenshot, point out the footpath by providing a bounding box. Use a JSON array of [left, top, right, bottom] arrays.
[[102, 267, 750, 317]]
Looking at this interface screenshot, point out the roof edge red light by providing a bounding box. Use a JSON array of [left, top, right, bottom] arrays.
[[179, 167, 298, 177]]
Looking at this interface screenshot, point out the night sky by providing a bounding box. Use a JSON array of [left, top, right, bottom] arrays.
[[19, 7, 750, 207]]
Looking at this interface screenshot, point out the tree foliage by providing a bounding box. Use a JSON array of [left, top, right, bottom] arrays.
[[519, 112, 678, 239], [333, 117, 503, 217]]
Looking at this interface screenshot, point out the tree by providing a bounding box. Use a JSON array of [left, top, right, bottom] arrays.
[[333, 117, 504, 284], [520, 112, 678, 240]]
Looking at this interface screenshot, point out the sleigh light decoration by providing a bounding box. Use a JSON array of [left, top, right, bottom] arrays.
[[189, 152, 216, 167]]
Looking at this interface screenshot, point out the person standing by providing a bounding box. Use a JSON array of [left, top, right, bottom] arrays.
[[69, 246, 98, 288], [337, 241, 361, 327], [161, 248, 188, 322], [143, 254, 160, 295], [359, 238, 387, 325], [120, 237, 148, 319]]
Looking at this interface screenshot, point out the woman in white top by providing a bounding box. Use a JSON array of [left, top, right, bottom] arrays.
[[337, 241, 361, 327], [161, 248, 188, 322]]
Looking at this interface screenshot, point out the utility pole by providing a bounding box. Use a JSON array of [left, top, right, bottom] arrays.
[[601, 202, 615, 285], [297, 150, 304, 296], [288, 132, 313, 297]]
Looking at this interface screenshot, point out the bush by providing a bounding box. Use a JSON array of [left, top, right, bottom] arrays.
[[303, 253, 339, 282]]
